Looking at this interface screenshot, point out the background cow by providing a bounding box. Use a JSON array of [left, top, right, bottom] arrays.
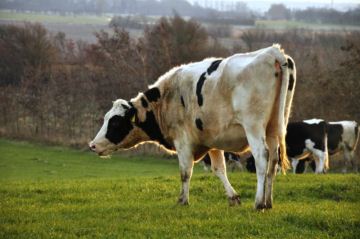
[[89, 45, 296, 210], [246, 119, 329, 174], [294, 120, 359, 173], [287, 119, 329, 174]]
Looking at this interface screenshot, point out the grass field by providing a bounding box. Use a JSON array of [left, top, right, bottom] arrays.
[[0, 139, 359, 238]]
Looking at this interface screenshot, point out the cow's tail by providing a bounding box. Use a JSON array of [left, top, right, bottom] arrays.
[[276, 50, 296, 174]]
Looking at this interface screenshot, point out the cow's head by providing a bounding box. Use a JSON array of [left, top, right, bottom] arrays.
[[89, 99, 149, 156]]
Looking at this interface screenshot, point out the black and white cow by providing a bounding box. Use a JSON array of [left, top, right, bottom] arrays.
[[295, 120, 359, 173], [246, 119, 329, 174], [89, 45, 296, 210], [287, 119, 329, 174]]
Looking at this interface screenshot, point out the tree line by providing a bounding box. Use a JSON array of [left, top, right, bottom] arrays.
[[266, 3, 360, 25], [0, 16, 359, 149]]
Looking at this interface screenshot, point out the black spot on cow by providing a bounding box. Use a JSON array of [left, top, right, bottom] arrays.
[[144, 87, 161, 102], [275, 72, 279, 78], [135, 110, 173, 150], [196, 72, 207, 106], [327, 124, 343, 153], [288, 74, 295, 91], [195, 118, 203, 131], [180, 96, 185, 108], [106, 107, 136, 144], [207, 59, 222, 75], [287, 58, 294, 70], [141, 97, 148, 108]]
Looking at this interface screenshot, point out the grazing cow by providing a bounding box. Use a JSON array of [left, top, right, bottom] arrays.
[[246, 119, 329, 174], [287, 119, 329, 174], [89, 45, 296, 210], [295, 120, 359, 173]]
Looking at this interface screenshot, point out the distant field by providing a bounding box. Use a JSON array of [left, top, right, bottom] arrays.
[[0, 139, 360, 238], [0, 10, 144, 42], [0, 10, 110, 25], [255, 20, 360, 31]]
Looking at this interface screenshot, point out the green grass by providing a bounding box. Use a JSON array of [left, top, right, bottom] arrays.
[[0, 10, 110, 25], [0, 139, 359, 238], [0, 139, 181, 180]]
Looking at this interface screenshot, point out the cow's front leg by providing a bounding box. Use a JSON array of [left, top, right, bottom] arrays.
[[208, 149, 240, 206], [175, 142, 194, 205]]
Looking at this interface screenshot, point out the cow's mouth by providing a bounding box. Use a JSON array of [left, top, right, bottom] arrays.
[[97, 147, 116, 158]]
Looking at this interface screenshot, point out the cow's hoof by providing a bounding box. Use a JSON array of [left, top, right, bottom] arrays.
[[228, 195, 241, 206], [255, 203, 266, 211], [177, 198, 189, 206], [265, 202, 273, 209]]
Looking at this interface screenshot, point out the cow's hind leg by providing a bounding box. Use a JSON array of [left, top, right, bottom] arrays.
[[265, 136, 278, 209], [245, 129, 269, 210], [312, 149, 328, 174], [208, 150, 240, 206]]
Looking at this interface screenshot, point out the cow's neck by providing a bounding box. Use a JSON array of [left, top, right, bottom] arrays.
[[133, 98, 174, 151]]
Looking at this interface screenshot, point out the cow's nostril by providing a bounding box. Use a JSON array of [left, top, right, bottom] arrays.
[[89, 144, 96, 151]]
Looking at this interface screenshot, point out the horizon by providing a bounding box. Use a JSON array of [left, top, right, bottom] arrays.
[[187, 0, 360, 12]]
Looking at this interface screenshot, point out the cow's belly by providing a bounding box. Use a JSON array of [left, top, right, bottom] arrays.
[[206, 125, 249, 152]]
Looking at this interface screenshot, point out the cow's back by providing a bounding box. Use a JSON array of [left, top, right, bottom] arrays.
[[162, 45, 288, 152]]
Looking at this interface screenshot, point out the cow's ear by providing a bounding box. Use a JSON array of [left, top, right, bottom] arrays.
[[126, 106, 136, 116], [125, 104, 137, 121], [144, 87, 161, 102], [121, 103, 130, 110]]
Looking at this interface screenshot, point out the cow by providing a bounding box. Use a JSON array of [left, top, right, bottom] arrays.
[[246, 119, 329, 174], [294, 120, 359, 173], [287, 119, 329, 174], [89, 45, 296, 210]]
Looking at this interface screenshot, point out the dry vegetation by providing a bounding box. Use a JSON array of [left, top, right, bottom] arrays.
[[0, 16, 359, 150]]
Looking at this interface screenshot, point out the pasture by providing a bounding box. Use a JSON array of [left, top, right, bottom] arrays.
[[0, 139, 359, 238]]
